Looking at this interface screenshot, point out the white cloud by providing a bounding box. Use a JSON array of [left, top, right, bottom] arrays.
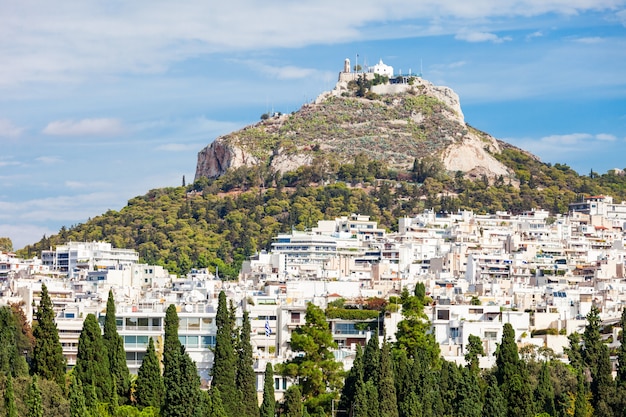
[[1, 1, 623, 86], [0, 119, 24, 138], [526, 31, 544, 40], [0, 223, 57, 250], [617, 9, 626, 25], [596, 133, 617, 141], [574, 37, 605, 44], [540, 133, 593, 145], [43, 118, 125, 136], [36, 156, 63, 164], [455, 31, 512, 43], [155, 144, 199, 152]]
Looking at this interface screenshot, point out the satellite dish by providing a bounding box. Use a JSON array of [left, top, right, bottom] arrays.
[[185, 305, 193, 313]]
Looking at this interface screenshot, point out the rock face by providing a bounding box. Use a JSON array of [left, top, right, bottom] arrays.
[[195, 77, 515, 181]]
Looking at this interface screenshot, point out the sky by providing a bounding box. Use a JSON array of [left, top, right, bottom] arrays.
[[1, 1, 626, 250]]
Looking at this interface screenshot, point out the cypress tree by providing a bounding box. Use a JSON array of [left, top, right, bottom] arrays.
[[135, 337, 165, 410], [103, 289, 131, 404], [465, 334, 484, 373], [617, 307, 626, 386], [27, 374, 44, 417], [535, 362, 556, 416], [593, 344, 615, 417], [495, 323, 533, 417], [32, 283, 66, 387], [212, 291, 239, 417], [574, 372, 591, 417], [4, 374, 18, 417], [339, 345, 363, 416], [283, 385, 303, 417], [237, 311, 259, 417], [69, 373, 89, 417], [209, 387, 229, 417], [362, 334, 380, 384], [162, 304, 204, 417], [260, 363, 276, 417], [456, 366, 483, 417], [483, 375, 507, 417], [365, 379, 380, 417], [75, 313, 113, 403], [0, 306, 28, 377], [378, 340, 398, 417], [398, 391, 421, 417]]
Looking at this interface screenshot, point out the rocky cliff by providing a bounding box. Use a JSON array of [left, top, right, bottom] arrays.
[[195, 77, 517, 182]]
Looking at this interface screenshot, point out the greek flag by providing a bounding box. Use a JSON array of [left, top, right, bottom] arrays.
[[265, 318, 271, 337]]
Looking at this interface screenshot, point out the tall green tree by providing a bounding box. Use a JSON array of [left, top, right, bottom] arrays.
[[395, 288, 440, 364], [103, 290, 130, 404], [260, 363, 276, 417], [482, 375, 507, 417], [574, 371, 591, 417], [281, 303, 343, 413], [617, 307, 626, 386], [465, 334, 484, 373], [534, 362, 556, 416], [135, 337, 164, 410], [208, 387, 229, 417], [212, 291, 239, 417], [32, 284, 66, 387], [339, 345, 363, 416], [162, 304, 203, 417], [494, 323, 533, 417], [0, 306, 28, 377], [362, 334, 380, 384], [74, 313, 113, 403], [27, 374, 45, 417], [378, 340, 398, 417], [4, 374, 18, 417], [69, 373, 89, 417], [283, 385, 303, 417], [237, 311, 259, 417], [456, 366, 483, 417]]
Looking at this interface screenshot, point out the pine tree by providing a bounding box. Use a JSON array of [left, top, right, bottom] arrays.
[[283, 385, 303, 417], [32, 283, 66, 387], [135, 337, 165, 410], [4, 374, 18, 417], [69, 373, 89, 417], [534, 362, 556, 416], [378, 340, 399, 417], [27, 374, 44, 417], [583, 306, 615, 416], [237, 311, 259, 417], [260, 363, 276, 417], [103, 289, 130, 404], [465, 334, 484, 373], [212, 291, 239, 417], [75, 313, 113, 403]]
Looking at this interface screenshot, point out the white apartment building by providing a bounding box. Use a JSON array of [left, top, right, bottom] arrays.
[[42, 241, 139, 278]]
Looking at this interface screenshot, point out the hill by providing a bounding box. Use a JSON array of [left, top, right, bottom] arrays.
[[17, 75, 626, 276], [195, 76, 513, 182]]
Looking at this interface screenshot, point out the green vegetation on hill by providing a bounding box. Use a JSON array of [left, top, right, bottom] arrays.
[[17, 150, 626, 276]]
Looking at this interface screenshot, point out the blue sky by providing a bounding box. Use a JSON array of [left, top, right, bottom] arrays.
[[1, 1, 626, 250]]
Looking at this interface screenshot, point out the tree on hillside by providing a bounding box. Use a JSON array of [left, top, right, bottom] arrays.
[[103, 289, 131, 404], [534, 361, 556, 416], [162, 304, 203, 417], [465, 334, 485, 373], [32, 283, 66, 388], [237, 311, 259, 417], [0, 237, 13, 252], [362, 333, 380, 384], [281, 302, 343, 413], [4, 374, 18, 417], [0, 306, 28, 377], [395, 287, 440, 363], [135, 337, 164, 410], [74, 313, 113, 404], [339, 345, 363, 416], [260, 363, 276, 417], [494, 323, 533, 417], [378, 340, 398, 417], [211, 291, 239, 417], [69, 373, 89, 417], [26, 374, 45, 417], [283, 385, 304, 417]]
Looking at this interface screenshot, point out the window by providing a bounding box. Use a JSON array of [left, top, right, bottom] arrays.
[[437, 309, 450, 320], [485, 331, 498, 340], [291, 312, 300, 324], [450, 328, 460, 338], [275, 378, 280, 390]]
